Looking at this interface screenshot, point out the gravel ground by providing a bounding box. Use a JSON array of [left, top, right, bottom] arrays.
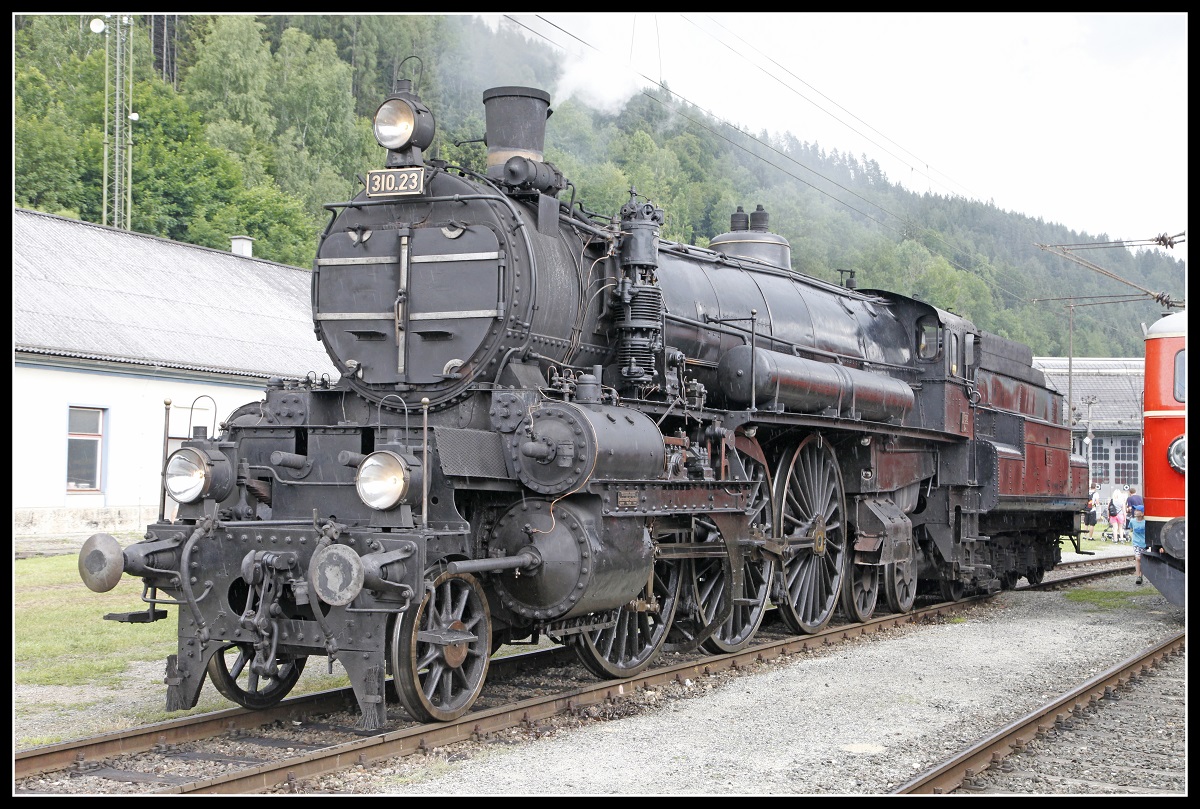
[[283, 546, 1186, 796], [15, 543, 1186, 795]]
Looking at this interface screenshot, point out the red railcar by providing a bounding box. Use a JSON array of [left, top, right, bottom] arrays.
[[1140, 310, 1186, 606]]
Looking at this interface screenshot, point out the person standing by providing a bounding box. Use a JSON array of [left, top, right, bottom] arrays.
[[1084, 484, 1100, 538], [1125, 486, 1144, 524], [1110, 485, 1129, 541], [1129, 506, 1147, 585]]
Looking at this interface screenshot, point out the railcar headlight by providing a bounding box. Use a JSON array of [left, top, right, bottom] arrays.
[[356, 451, 421, 510], [1168, 435, 1186, 473], [164, 447, 233, 503]]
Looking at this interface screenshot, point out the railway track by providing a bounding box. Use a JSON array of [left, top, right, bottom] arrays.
[[896, 632, 1186, 795], [14, 557, 1138, 795]]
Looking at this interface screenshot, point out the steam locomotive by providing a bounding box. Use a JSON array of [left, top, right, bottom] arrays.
[[79, 80, 1088, 729]]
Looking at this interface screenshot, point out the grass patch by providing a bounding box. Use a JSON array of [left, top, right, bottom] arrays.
[[1063, 589, 1145, 609], [14, 553, 354, 698], [14, 555, 178, 686], [1060, 533, 1120, 554]]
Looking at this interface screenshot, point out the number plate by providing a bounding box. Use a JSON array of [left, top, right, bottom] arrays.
[[365, 168, 425, 197]]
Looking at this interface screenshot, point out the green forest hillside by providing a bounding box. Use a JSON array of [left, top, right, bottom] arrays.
[[14, 14, 1185, 358]]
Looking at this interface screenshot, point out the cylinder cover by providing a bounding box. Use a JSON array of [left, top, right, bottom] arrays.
[[488, 497, 652, 621]]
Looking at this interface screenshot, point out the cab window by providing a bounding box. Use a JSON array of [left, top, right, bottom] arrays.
[[917, 318, 939, 360]]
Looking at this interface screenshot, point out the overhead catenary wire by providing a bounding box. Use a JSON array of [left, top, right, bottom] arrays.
[[501, 15, 1182, 318], [513, 14, 1032, 306]]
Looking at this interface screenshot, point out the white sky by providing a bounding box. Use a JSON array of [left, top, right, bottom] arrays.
[[491, 13, 1188, 268]]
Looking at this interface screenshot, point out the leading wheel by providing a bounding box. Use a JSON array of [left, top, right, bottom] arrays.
[[575, 557, 681, 679], [206, 642, 306, 710], [1025, 566, 1045, 585], [391, 570, 492, 722], [773, 435, 848, 635], [883, 539, 918, 614], [701, 445, 776, 654]]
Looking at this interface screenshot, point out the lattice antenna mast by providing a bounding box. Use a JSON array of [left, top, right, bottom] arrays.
[[93, 15, 136, 230]]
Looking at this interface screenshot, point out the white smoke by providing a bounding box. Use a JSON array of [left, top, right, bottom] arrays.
[[553, 49, 644, 116]]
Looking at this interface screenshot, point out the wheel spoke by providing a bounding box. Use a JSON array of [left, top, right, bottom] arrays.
[[228, 648, 248, 680]]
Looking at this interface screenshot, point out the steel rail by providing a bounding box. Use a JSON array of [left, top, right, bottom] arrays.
[[893, 631, 1186, 795]]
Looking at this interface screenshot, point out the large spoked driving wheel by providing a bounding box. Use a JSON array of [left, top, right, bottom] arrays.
[[391, 570, 492, 722], [702, 448, 776, 654], [575, 557, 681, 679], [883, 537, 918, 614], [207, 642, 306, 710], [773, 434, 848, 635]]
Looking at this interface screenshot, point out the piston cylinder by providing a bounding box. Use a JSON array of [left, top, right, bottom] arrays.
[[487, 496, 652, 621]]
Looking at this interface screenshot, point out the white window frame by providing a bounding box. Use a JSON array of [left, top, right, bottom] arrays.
[[67, 406, 105, 492]]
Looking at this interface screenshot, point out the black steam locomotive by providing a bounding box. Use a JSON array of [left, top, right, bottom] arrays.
[[79, 80, 1088, 728]]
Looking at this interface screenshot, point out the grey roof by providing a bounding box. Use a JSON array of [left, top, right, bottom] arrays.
[[1032, 356, 1144, 433], [13, 208, 339, 381]]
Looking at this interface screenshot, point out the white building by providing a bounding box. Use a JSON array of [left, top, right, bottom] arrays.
[[12, 209, 338, 537], [1032, 356, 1145, 493]]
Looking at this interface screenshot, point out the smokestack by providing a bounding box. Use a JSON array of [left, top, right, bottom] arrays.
[[231, 235, 254, 258], [482, 87, 552, 182]]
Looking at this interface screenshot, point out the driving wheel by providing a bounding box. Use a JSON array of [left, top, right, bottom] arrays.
[[701, 447, 776, 653], [773, 434, 848, 634], [575, 556, 681, 679]]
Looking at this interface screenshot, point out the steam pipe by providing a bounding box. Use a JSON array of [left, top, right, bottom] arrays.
[[446, 551, 541, 575]]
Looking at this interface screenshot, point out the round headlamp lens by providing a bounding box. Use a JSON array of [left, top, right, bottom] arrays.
[[165, 448, 208, 503], [356, 451, 410, 510], [374, 98, 416, 150], [1168, 435, 1186, 473]]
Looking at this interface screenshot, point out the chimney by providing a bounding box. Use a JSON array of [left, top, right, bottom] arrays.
[[231, 235, 255, 257]]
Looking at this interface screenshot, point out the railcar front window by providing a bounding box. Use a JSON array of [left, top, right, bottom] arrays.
[[67, 407, 104, 491], [1174, 349, 1186, 402]]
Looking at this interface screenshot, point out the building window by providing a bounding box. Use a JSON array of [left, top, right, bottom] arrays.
[[1113, 437, 1140, 488], [67, 407, 104, 491], [1089, 437, 1111, 487]]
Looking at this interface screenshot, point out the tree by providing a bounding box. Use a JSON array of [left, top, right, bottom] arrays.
[[182, 16, 275, 138]]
